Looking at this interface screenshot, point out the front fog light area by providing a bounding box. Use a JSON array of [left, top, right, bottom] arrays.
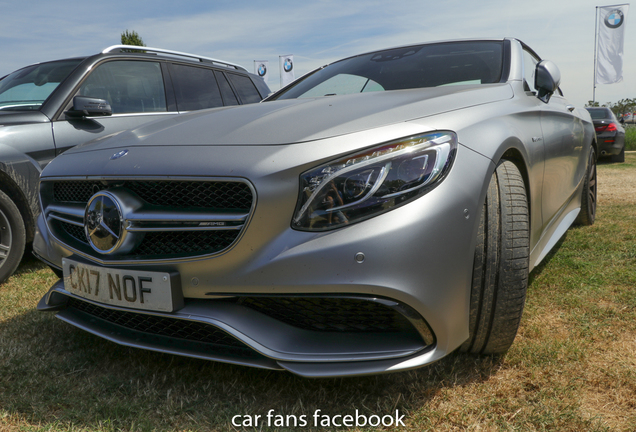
[[293, 131, 457, 230]]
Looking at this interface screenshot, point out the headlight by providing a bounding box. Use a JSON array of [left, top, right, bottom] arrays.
[[292, 131, 457, 231]]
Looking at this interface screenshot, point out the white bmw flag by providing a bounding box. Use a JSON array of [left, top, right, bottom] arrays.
[[279, 55, 295, 87], [596, 4, 630, 84], [254, 60, 269, 85]]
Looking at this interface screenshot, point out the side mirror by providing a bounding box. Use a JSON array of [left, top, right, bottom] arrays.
[[67, 96, 112, 117], [535, 60, 561, 103]]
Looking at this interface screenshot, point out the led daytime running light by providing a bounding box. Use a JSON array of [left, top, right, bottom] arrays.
[[293, 131, 457, 230]]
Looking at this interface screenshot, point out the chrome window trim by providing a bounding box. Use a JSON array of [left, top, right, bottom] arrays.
[[85, 111, 179, 119]]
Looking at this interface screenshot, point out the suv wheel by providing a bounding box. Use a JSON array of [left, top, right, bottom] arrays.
[[0, 190, 26, 284]]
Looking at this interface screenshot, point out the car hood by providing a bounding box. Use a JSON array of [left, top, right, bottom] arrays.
[[67, 83, 513, 153], [0, 111, 50, 125]]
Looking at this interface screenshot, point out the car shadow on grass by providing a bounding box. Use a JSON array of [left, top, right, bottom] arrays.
[[528, 232, 568, 286], [12, 253, 48, 275]]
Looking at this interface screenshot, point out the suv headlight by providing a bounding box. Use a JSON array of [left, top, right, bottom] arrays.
[[292, 131, 457, 231]]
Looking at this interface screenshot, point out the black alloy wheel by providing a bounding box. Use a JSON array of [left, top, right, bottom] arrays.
[[575, 147, 597, 226]]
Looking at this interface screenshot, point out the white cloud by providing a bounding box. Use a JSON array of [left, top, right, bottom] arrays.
[[0, 0, 633, 106]]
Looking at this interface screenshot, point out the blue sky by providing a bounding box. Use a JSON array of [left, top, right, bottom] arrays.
[[1, 0, 633, 107]]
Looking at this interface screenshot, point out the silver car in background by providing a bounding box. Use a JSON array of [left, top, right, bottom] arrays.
[[34, 38, 596, 377]]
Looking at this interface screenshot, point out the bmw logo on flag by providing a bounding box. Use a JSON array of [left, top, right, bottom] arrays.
[[605, 9, 625, 29], [258, 63, 267, 77], [284, 58, 293, 72]]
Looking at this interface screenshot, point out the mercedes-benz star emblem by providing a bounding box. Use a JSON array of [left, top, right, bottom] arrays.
[[85, 193, 123, 254], [110, 149, 129, 160]]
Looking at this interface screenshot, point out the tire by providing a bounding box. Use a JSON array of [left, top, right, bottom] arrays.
[[575, 147, 597, 226], [611, 146, 625, 163], [0, 190, 26, 284], [461, 161, 529, 355]]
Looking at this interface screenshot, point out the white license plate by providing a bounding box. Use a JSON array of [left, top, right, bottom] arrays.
[[62, 258, 178, 312]]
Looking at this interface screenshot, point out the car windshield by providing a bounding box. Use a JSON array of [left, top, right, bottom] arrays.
[[0, 59, 83, 111], [271, 41, 504, 100]]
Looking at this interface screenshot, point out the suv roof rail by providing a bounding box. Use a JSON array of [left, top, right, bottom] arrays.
[[102, 45, 248, 72]]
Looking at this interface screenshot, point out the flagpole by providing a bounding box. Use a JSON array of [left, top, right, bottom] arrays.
[[593, 6, 599, 103]]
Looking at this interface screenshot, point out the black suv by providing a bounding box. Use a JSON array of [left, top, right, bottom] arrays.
[[0, 45, 270, 283]]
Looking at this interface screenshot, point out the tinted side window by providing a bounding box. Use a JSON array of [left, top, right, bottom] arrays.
[[169, 64, 224, 111], [215, 71, 239, 106], [79, 61, 166, 114], [227, 73, 262, 104]]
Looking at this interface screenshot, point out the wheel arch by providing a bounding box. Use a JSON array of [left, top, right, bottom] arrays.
[[499, 147, 530, 201], [0, 169, 36, 244], [492, 144, 532, 234]]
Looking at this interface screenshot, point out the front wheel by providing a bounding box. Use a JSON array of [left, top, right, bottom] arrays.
[[0, 190, 26, 284], [461, 160, 530, 355]]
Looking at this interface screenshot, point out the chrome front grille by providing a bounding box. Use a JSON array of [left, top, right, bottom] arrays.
[[53, 180, 252, 210], [41, 177, 255, 262]]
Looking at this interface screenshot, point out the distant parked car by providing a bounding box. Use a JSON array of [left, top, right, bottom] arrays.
[[586, 107, 625, 162], [619, 112, 634, 124], [0, 45, 270, 283]]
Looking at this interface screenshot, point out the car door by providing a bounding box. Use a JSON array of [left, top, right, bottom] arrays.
[[522, 47, 586, 233], [539, 92, 586, 230], [51, 60, 177, 155]]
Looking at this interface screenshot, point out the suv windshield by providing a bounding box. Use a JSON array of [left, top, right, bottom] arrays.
[[271, 41, 504, 100], [0, 59, 83, 111]]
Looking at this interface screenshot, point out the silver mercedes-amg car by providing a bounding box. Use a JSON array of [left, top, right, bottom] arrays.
[[34, 38, 597, 377]]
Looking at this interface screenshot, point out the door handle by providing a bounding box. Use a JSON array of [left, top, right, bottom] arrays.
[[566, 105, 576, 112]]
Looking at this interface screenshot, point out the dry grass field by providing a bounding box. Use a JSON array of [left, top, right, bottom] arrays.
[[1, 155, 635, 431]]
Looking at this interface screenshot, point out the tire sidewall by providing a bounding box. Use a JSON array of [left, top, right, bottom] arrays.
[[0, 190, 26, 284]]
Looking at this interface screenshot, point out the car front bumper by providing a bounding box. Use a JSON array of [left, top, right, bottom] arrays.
[[35, 139, 494, 377], [596, 131, 625, 156]]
